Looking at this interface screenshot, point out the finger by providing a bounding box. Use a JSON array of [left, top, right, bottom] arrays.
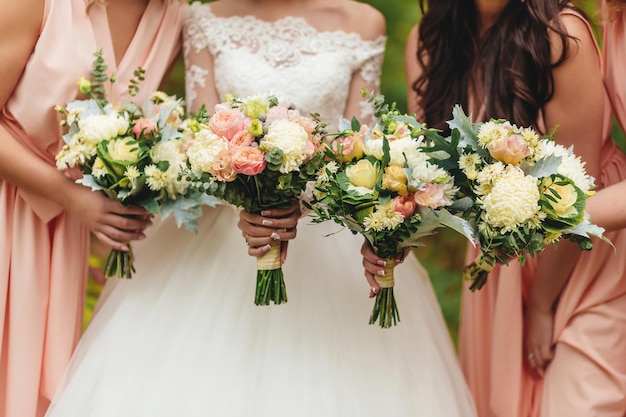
[[362, 257, 384, 277], [280, 241, 289, 264], [104, 214, 152, 233], [396, 247, 411, 264], [247, 244, 272, 257], [360, 241, 386, 266], [365, 271, 379, 298], [97, 225, 146, 245], [258, 216, 299, 229], [540, 342, 554, 365], [239, 211, 265, 226], [108, 202, 151, 217], [92, 231, 129, 252], [261, 203, 300, 218]]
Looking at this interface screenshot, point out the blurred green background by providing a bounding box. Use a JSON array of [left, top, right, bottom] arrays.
[[89, 0, 619, 344]]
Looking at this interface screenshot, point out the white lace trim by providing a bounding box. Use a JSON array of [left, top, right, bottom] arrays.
[[185, 64, 209, 109], [184, 2, 385, 85]]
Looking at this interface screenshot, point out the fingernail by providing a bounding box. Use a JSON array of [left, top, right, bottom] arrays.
[[377, 269, 386, 276], [371, 287, 378, 294], [376, 259, 386, 267], [261, 210, 271, 216], [138, 234, 147, 240], [271, 232, 281, 241], [262, 219, 274, 226], [121, 245, 129, 252], [277, 228, 287, 233], [262, 244, 272, 252]]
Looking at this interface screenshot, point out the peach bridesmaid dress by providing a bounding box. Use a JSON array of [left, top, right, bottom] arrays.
[[459, 10, 626, 417], [0, 1, 182, 416]]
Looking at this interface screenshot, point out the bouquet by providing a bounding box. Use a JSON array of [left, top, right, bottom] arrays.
[[185, 94, 325, 305], [426, 106, 607, 290], [307, 94, 471, 328], [56, 51, 217, 278]]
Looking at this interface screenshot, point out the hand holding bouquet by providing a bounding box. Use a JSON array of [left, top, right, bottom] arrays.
[[426, 106, 607, 290], [56, 51, 217, 278], [307, 94, 471, 328], [185, 94, 325, 305]]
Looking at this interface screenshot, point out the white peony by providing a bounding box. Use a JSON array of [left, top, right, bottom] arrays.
[[388, 137, 423, 166], [260, 119, 310, 173], [186, 129, 229, 173], [79, 112, 129, 144], [481, 166, 541, 232], [363, 137, 384, 160]]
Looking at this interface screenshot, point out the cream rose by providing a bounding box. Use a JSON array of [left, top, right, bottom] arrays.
[[346, 159, 379, 195], [488, 134, 531, 165], [79, 113, 129, 144], [107, 136, 140, 165]]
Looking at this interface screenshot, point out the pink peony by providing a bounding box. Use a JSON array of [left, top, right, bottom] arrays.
[[488, 134, 531, 165], [231, 146, 267, 175], [393, 195, 417, 218], [131, 118, 158, 139], [209, 109, 250, 140], [414, 183, 448, 209]]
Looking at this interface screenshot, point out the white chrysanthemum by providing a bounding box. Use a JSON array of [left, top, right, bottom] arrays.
[[477, 121, 511, 147], [78, 112, 129, 144], [379, 200, 405, 229], [316, 161, 339, 184], [363, 211, 385, 231], [55, 134, 97, 169], [541, 141, 595, 192], [144, 164, 169, 192], [92, 157, 109, 178], [459, 153, 481, 170], [125, 165, 140, 181], [186, 129, 228, 173], [150, 140, 186, 165], [521, 127, 541, 151], [438, 176, 460, 203], [66, 107, 85, 126], [260, 119, 310, 173], [476, 162, 506, 186], [482, 166, 541, 232], [406, 158, 451, 191]]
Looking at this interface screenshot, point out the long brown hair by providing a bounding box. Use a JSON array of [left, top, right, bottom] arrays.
[[412, 0, 579, 133]]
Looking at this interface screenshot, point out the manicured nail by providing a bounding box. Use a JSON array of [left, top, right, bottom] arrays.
[[138, 234, 147, 240], [371, 287, 378, 294], [120, 245, 130, 252], [377, 269, 386, 276], [277, 228, 287, 233], [262, 244, 272, 252], [262, 219, 274, 226], [376, 259, 386, 267], [271, 232, 281, 241], [261, 210, 271, 216]]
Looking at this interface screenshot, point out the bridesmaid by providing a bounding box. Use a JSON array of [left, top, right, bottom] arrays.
[[365, 0, 626, 415], [585, 0, 626, 231], [0, 0, 182, 416]]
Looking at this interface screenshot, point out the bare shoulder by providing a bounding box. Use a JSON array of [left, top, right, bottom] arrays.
[[319, 0, 386, 40], [549, 10, 598, 63], [0, 0, 44, 34]]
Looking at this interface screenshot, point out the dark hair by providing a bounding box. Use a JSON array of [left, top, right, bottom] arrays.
[[412, 0, 578, 133]]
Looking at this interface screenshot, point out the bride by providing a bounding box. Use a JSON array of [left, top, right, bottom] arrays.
[[46, 1, 477, 416]]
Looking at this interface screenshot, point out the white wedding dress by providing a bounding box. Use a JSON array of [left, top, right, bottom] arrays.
[[46, 4, 477, 416]]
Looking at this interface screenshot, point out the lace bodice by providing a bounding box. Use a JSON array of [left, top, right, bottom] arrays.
[[183, 2, 386, 127]]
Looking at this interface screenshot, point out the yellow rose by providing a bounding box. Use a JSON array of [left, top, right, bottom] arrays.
[[381, 165, 408, 196], [541, 178, 579, 219], [346, 159, 379, 195], [107, 136, 141, 165]]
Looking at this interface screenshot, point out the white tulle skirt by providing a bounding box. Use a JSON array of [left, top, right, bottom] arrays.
[[46, 204, 476, 417]]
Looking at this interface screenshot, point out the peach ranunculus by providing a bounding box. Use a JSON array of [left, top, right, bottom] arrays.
[[209, 109, 250, 140], [231, 146, 267, 176], [211, 149, 237, 182], [332, 125, 367, 162], [131, 118, 158, 139], [414, 183, 448, 209], [381, 165, 408, 196], [393, 195, 417, 219], [488, 134, 531, 165], [229, 130, 255, 148]]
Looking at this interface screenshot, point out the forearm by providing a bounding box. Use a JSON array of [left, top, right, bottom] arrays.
[[0, 126, 76, 208], [586, 181, 626, 232], [528, 241, 579, 311]]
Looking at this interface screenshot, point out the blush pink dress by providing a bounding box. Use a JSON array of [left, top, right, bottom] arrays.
[[0, 1, 182, 416], [459, 10, 626, 417]]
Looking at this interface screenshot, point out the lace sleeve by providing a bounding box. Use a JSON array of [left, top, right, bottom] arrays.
[[182, 3, 218, 112]]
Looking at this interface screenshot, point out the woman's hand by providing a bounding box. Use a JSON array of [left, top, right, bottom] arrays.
[[65, 185, 152, 252], [361, 240, 409, 298], [238, 201, 300, 263], [524, 302, 555, 379]]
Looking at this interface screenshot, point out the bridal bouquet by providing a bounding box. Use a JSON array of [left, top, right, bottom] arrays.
[[307, 95, 471, 328], [185, 94, 325, 305], [56, 51, 216, 279], [426, 106, 607, 290]]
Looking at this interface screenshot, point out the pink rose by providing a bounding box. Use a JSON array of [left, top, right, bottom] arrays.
[[488, 134, 530, 165], [211, 149, 237, 182], [393, 195, 417, 219], [265, 106, 291, 125], [231, 146, 267, 175], [414, 183, 448, 209], [229, 130, 255, 148], [131, 118, 158, 139], [209, 109, 250, 140]]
